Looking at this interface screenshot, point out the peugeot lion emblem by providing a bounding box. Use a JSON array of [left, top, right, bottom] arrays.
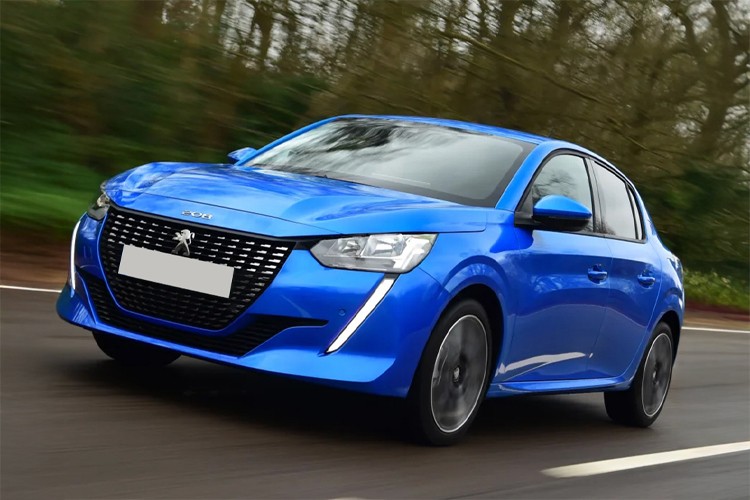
[[172, 229, 195, 256]]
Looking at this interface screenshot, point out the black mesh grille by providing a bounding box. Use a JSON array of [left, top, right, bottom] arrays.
[[84, 272, 325, 357], [99, 205, 295, 330]]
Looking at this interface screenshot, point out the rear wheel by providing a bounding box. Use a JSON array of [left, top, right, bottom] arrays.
[[407, 299, 492, 446], [93, 331, 181, 367], [604, 321, 674, 427]]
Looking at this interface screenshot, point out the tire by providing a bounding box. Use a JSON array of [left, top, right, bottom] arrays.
[[93, 331, 181, 367], [604, 321, 674, 427], [407, 299, 493, 446]]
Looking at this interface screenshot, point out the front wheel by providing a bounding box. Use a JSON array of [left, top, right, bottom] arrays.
[[93, 331, 181, 367], [407, 299, 492, 446], [604, 321, 674, 427]]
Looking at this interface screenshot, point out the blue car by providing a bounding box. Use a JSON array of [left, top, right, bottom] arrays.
[[58, 115, 684, 445]]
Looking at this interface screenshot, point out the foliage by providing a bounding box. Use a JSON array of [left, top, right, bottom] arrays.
[[684, 270, 749, 311], [1, 0, 748, 289], [1, 0, 323, 235]]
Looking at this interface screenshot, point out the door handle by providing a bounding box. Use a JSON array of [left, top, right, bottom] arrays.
[[637, 273, 656, 287], [587, 266, 608, 283]]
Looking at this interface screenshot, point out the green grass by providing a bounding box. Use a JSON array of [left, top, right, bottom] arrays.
[[684, 269, 750, 312]]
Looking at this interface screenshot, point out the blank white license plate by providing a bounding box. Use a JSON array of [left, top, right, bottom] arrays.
[[118, 245, 234, 298]]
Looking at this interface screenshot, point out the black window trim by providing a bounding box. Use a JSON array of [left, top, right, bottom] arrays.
[[627, 188, 643, 240], [513, 149, 600, 237], [588, 159, 647, 244]]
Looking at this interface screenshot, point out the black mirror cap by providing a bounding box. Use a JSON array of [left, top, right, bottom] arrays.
[[515, 211, 591, 232], [534, 212, 591, 231]]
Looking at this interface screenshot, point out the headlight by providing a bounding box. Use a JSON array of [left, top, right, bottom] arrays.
[[311, 234, 436, 273], [87, 190, 110, 220]]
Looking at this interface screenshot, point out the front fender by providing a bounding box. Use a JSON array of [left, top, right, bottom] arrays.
[[417, 218, 519, 375]]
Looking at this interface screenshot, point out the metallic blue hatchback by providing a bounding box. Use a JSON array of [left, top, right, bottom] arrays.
[[58, 115, 684, 445]]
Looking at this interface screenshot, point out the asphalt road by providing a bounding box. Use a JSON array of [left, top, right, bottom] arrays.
[[2, 288, 748, 499]]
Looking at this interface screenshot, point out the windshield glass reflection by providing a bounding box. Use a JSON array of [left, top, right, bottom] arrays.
[[246, 118, 532, 207]]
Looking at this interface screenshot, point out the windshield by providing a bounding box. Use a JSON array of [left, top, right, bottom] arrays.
[[244, 118, 533, 207]]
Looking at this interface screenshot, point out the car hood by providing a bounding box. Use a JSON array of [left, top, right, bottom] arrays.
[[106, 162, 488, 236]]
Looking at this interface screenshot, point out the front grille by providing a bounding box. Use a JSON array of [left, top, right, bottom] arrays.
[[99, 205, 295, 330], [84, 272, 325, 357]]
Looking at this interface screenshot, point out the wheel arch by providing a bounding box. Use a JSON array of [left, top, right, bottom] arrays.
[[658, 309, 682, 360], [446, 284, 505, 378]]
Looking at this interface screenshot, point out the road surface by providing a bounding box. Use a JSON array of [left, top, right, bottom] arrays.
[[1, 288, 748, 499]]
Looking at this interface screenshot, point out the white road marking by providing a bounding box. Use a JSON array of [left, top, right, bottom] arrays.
[[683, 326, 749, 334], [1, 284, 748, 334], [0, 284, 60, 293], [543, 441, 750, 478]]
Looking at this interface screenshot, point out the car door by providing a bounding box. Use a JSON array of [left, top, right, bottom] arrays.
[[504, 153, 612, 381], [587, 161, 662, 377]]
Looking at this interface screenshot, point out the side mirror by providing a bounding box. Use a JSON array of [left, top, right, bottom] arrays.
[[530, 195, 592, 231], [227, 147, 257, 164]]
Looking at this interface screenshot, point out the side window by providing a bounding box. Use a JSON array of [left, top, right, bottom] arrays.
[[521, 154, 594, 231], [594, 163, 639, 240]]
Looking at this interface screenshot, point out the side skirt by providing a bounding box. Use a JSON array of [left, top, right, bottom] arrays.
[[486, 376, 631, 398]]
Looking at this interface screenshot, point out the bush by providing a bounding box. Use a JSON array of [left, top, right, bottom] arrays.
[[683, 270, 750, 312]]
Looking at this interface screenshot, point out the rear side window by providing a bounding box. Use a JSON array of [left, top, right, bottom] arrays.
[[520, 154, 594, 231], [594, 163, 641, 240]]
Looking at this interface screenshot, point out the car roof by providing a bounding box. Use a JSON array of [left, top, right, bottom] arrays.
[[335, 114, 553, 145]]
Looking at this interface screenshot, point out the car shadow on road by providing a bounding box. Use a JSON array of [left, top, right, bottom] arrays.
[[61, 356, 618, 445]]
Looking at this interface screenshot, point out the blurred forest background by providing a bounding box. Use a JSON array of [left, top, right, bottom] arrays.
[[1, 0, 748, 308]]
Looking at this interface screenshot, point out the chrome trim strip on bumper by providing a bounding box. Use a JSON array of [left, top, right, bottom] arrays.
[[69, 219, 81, 291], [325, 276, 396, 354]]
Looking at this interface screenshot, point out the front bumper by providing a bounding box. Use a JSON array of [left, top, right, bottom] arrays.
[[57, 214, 449, 397]]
